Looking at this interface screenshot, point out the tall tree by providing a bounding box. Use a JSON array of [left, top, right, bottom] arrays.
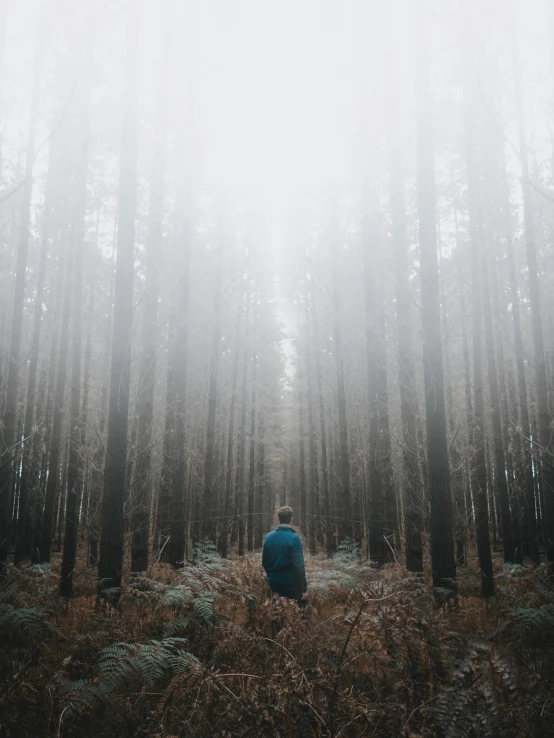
[[237, 273, 250, 556], [511, 20, 554, 573], [0, 18, 43, 572], [97, 4, 139, 592], [461, 18, 495, 596], [415, 4, 456, 594], [221, 289, 243, 559], [329, 203, 351, 541], [60, 32, 92, 596], [386, 36, 423, 572], [130, 33, 168, 572], [202, 219, 223, 544]]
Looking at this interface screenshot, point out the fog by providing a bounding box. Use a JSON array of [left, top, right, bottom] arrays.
[[1, 0, 554, 620]]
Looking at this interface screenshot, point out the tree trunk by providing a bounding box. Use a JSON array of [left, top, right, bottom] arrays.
[[130, 39, 168, 572], [461, 24, 495, 596], [202, 233, 223, 545], [304, 278, 317, 555], [98, 5, 138, 592], [60, 39, 91, 596], [0, 25, 43, 572], [512, 26, 554, 573], [247, 326, 257, 552], [415, 4, 457, 594], [221, 291, 243, 558], [237, 275, 250, 557], [329, 205, 351, 542], [312, 283, 333, 557], [481, 240, 515, 562], [38, 243, 73, 563]]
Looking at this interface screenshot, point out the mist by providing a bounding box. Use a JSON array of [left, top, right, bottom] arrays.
[[1, 1, 554, 736]]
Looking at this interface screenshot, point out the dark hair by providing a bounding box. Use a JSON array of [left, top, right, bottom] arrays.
[[277, 505, 293, 524]]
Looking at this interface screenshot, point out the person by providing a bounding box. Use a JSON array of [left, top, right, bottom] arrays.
[[262, 506, 311, 630]]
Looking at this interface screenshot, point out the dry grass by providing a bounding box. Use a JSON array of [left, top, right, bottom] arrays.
[[1, 544, 553, 737]]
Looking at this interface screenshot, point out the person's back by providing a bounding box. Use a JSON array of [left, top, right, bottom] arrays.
[[262, 506, 307, 601]]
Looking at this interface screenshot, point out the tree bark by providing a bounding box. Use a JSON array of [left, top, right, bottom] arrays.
[[512, 26, 554, 573], [98, 5, 138, 592], [329, 204, 351, 541], [415, 4, 457, 594], [202, 225, 223, 544], [130, 36, 168, 572], [0, 24, 43, 572]]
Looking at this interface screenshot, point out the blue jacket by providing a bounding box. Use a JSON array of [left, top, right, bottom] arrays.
[[262, 525, 307, 600]]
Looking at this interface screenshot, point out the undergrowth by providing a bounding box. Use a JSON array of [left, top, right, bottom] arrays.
[[0, 546, 553, 737]]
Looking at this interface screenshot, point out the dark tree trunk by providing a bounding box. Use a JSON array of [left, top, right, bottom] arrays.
[[362, 190, 386, 567], [329, 206, 351, 541], [247, 329, 257, 552], [312, 284, 333, 557], [221, 291, 243, 559], [130, 39, 168, 571], [202, 233, 223, 544], [298, 379, 307, 536], [60, 43, 91, 596], [0, 26, 42, 572], [512, 29, 554, 573], [462, 26, 495, 596], [415, 4, 456, 594], [481, 241, 515, 563], [166, 168, 192, 568], [304, 279, 317, 555], [14, 196, 49, 564], [38, 244, 72, 563], [237, 276, 250, 557], [98, 6, 138, 592], [255, 416, 265, 550]]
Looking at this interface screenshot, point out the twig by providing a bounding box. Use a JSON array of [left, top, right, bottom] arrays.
[[383, 535, 397, 563], [156, 535, 171, 563], [260, 636, 296, 662], [402, 693, 442, 731]]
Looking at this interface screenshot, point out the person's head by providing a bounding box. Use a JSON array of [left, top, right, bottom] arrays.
[[277, 505, 293, 525]]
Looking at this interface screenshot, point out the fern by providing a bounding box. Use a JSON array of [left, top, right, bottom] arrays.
[[498, 604, 554, 642], [161, 594, 228, 636], [433, 650, 516, 738], [0, 604, 57, 642], [159, 586, 193, 609], [309, 569, 356, 594], [336, 537, 361, 562], [60, 637, 199, 717], [193, 538, 225, 568]]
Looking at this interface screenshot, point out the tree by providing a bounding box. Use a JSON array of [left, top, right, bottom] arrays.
[[329, 202, 351, 542], [130, 33, 168, 573], [60, 29, 92, 597], [461, 17, 495, 596], [0, 19, 43, 573], [415, 3, 457, 594], [511, 20, 554, 573], [97, 4, 139, 592]]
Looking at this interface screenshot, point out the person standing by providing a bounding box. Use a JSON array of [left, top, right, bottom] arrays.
[[262, 506, 311, 630]]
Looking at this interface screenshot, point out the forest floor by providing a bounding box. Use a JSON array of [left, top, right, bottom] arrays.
[[1, 542, 554, 738]]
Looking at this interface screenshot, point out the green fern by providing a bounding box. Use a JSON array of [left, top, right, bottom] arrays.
[[161, 594, 228, 636], [193, 538, 224, 568], [0, 604, 57, 642], [498, 604, 554, 642], [60, 637, 199, 717], [159, 586, 193, 609], [336, 537, 361, 562], [309, 569, 356, 594]]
